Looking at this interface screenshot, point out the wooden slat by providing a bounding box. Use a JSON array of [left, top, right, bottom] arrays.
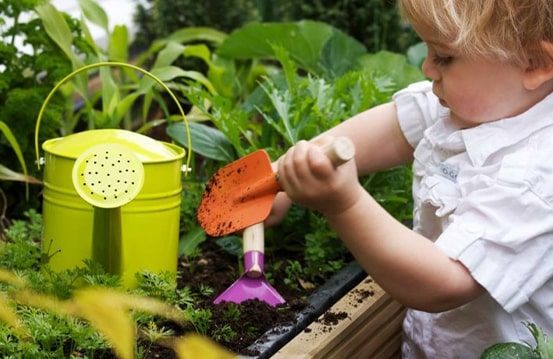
[[272, 277, 405, 359]]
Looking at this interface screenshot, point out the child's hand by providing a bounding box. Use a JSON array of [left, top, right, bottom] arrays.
[[264, 192, 293, 228], [276, 139, 363, 216]]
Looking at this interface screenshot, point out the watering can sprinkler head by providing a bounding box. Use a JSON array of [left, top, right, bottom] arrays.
[[72, 143, 145, 209]]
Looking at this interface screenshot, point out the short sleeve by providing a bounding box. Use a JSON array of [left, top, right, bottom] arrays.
[[392, 81, 442, 148]]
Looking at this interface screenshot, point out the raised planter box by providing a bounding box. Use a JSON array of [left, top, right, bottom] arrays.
[[273, 278, 405, 359], [238, 263, 405, 359]]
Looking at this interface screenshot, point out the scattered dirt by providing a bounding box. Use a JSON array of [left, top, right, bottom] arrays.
[[301, 278, 377, 338], [318, 310, 349, 326], [348, 279, 376, 307]]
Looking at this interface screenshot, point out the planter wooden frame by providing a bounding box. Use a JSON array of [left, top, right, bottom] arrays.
[[272, 277, 405, 359]]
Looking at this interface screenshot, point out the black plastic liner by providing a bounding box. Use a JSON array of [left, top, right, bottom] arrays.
[[239, 261, 366, 359]]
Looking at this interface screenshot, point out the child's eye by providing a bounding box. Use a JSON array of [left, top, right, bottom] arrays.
[[432, 54, 454, 66]]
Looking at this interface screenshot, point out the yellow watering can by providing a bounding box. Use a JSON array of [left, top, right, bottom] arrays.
[[35, 62, 191, 288]]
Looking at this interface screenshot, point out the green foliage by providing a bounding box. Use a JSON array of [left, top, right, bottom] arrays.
[[132, 0, 260, 50], [480, 323, 553, 359], [212, 324, 237, 343], [277, 0, 419, 53], [131, 0, 419, 54], [162, 23, 423, 288], [186, 307, 212, 336], [133, 271, 203, 308], [0, 209, 42, 270], [0, 0, 89, 214], [0, 210, 233, 357], [0, 0, 89, 161], [216, 20, 368, 79]]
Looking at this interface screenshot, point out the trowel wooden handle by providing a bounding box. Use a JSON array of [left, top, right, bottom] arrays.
[[243, 222, 264, 253], [320, 136, 355, 167]]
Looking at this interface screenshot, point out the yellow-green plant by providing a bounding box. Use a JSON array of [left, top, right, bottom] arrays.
[[0, 268, 234, 358]]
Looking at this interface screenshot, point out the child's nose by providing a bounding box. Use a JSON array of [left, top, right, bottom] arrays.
[[422, 58, 441, 81]]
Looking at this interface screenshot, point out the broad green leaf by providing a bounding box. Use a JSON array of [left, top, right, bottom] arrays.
[[0, 121, 37, 198], [78, 0, 109, 32], [135, 119, 166, 134], [0, 121, 27, 176], [179, 226, 207, 257], [319, 29, 367, 78], [167, 122, 235, 162], [99, 66, 120, 126], [183, 44, 212, 65], [479, 342, 538, 359], [207, 55, 237, 98], [114, 92, 142, 126], [215, 235, 242, 257], [109, 25, 129, 62], [35, 3, 84, 69], [140, 66, 215, 95], [78, 13, 101, 58], [36, 3, 88, 99], [407, 42, 427, 68], [358, 51, 426, 90], [153, 41, 186, 68], [217, 21, 330, 63], [217, 20, 366, 77], [166, 27, 227, 46]]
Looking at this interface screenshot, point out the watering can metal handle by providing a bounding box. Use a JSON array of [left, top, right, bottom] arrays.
[[34, 61, 192, 173]]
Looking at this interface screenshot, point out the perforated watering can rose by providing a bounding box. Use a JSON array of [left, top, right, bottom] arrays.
[[72, 143, 145, 209], [34, 62, 192, 288]]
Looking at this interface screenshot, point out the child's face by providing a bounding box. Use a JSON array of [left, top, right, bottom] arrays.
[[418, 29, 544, 129]]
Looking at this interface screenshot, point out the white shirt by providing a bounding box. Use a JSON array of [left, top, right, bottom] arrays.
[[393, 81, 553, 358]]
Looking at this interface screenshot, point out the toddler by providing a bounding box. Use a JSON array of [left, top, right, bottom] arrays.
[[269, 0, 553, 357]]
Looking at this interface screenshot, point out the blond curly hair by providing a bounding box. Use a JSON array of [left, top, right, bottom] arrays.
[[398, 0, 553, 68]]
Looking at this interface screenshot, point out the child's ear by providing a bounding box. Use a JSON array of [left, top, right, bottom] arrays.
[[523, 41, 553, 90]]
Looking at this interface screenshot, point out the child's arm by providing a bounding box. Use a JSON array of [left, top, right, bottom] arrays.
[[314, 101, 414, 175], [324, 187, 485, 312], [275, 103, 485, 312], [265, 101, 413, 226]]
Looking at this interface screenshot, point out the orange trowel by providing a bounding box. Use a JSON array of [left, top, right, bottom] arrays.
[[197, 137, 355, 237]]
